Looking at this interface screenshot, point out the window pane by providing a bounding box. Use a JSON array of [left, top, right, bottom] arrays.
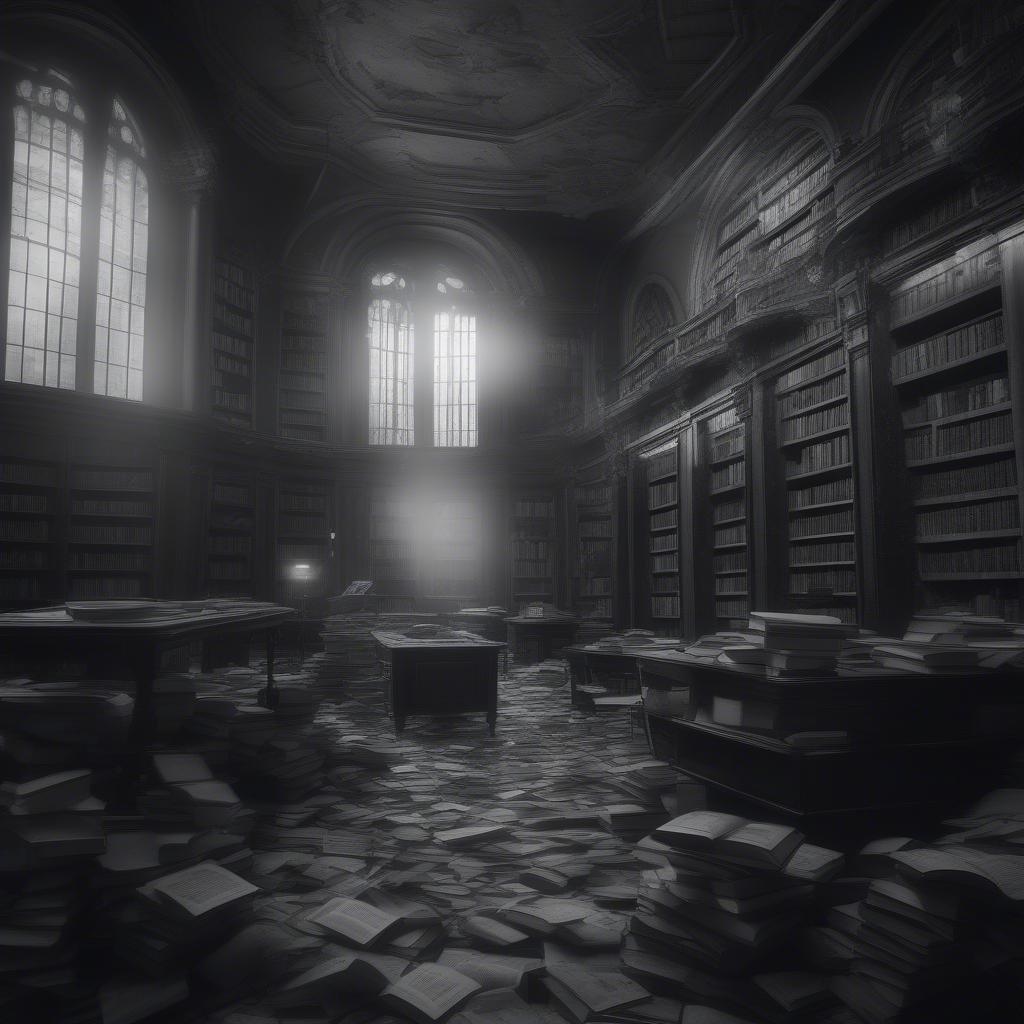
[[433, 308, 477, 447], [368, 295, 414, 445], [4, 84, 83, 389], [94, 125, 148, 400]]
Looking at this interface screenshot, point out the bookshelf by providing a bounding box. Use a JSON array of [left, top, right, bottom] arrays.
[[66, 457, 156, 600], [510, 492, 556, 608], [211, 258, 256, 428], [642, 440, 680, 630], [889, 244, 1021, 620], [774, 344, 858, 623], [276, 480, 332, 607], [205, 475, 256, 598], [536, 336, 584, 432], [279, 293, 328, 442], [423, 498, 482, 611], [698, 406, 749, 630], [0, 453, 61, 607], [572, 470, 615, 623], [369, 488, 417, 613]]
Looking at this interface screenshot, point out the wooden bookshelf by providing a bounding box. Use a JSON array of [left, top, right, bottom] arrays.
[[704, 135, 833, 304], [211, 258, 256, 428], [369, 487, 417, 613], [279, 293, 328, 442], [698, 406, 749, 630], [774, 344, 858, 623], [66, 457, 156, 600], [276, 479, 332, 607], [510, 492, 556, 608], [205, 474, 256, 598], [572, 471, 615, 623], [643, 440, 680, 628], [889, 249, 1022, 620], [536, 336, 584, 432], [0, 452, 61, 607]]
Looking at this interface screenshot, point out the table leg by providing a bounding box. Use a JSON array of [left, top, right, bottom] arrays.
[[394, 715, 405, 736], [487, 713, 496, 737]]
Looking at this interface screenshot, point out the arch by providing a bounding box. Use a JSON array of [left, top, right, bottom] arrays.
[[861, 7, 953, 138], [285, 201, 544, 302], [688, 119, 836, 314], [0, 2, 209, 161], [623, 275, 681, 358]]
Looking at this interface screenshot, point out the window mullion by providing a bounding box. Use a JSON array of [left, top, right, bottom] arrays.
[[74, 87, 111, 393]]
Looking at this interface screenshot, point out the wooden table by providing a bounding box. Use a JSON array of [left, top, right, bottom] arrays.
[[504, 615, 578, 665], [564, 644, 642, 707], [638, 652, 1024, 825], [0, 602, 295, 799], [371, 630, 505, 735]]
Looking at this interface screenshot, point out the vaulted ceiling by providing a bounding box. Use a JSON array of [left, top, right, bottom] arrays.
[[185, 1, 825, 220]]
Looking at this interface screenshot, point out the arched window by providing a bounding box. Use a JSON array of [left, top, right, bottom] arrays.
[[433, 275, 477, 448], [94, 96, 148, 400], [5, 70, 85, 389], [4, 74, 150, 400], [367, 266, 479, 448], [368, 271, 414, 445]]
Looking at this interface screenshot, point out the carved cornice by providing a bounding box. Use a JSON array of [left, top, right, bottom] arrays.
[[157, 144, 218, 196]]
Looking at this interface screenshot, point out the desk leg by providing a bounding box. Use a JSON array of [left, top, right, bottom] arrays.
[[264, 628, 279, 709], [394, 715, 405, 736]]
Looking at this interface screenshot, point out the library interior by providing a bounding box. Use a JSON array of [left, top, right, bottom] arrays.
[[4, 2, 1024, 1022]]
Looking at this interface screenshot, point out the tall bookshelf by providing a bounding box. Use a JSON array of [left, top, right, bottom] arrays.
[[510, 492, 556, 609], [572, 471, 614, 623], [205, 475, 256, 598], [643, 440, 681, 630], [698, 407, 749, 630], [888, 242, 1021, 619], [536, 337, 584, 431], [276, 480, 332, 607], [66, 457, 156, 600], [423, 498, 482, 611], [368, 488, 417, 613], [774, 344, 858, 623], [279, 293, 328, 442], [0, 451, 61, 607], [211, 258, 256, 428]]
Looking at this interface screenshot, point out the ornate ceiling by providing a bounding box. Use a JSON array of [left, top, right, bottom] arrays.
[[186, 1, 821, 219]]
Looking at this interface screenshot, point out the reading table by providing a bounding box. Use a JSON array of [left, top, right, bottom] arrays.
[[504, 614, 578, 665], [370, 629, 505, 735], [0, 601, 295, 799]]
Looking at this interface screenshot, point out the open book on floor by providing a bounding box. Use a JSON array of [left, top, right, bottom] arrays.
[[380, 962, 481, 1024]]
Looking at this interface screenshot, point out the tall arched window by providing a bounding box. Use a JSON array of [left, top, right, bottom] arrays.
[[5, 71, 85, 389], [4, 73, 150, 400], [368, 271, 414, 445], [94, 96, 148, 400], [433, 275, 477, 448], [367, 266, 479, 448]]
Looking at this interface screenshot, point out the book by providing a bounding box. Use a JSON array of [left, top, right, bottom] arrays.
[[143, 861, 259, 921], [654, 812, 804, 870], [0, 769, 92, 814], [308, 896, 402, 948], [270, 952, 406, 1006], [544, 964, 651, 1021], [381, 962, 481, 1024]]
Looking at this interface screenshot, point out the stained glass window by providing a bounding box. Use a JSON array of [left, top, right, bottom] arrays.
[[5, 74, 85, 389], [368, 273, 414, 445], [94, 96, 148, 400]]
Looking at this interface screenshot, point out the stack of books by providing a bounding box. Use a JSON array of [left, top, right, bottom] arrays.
[[715, 612, 855, 678], [140, 753, 252, 834], [869, 640, 982, 675], [622, 811, 844, 1011], [120, 861, 259, 975]]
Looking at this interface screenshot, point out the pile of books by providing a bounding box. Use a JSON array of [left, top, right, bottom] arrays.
[[826, 788, 1024, 1021], [714, 612, 856, 678], [139, 753, 252, 833], [622, 811, 845, 1017]]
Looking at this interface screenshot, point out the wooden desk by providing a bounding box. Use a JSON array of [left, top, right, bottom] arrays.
[[371, 630, 505, 735], [640, 653, 1024, 821], [564, 645, 642, 707], [505, 616, 578, 665], [0, 602, 295, 799]]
